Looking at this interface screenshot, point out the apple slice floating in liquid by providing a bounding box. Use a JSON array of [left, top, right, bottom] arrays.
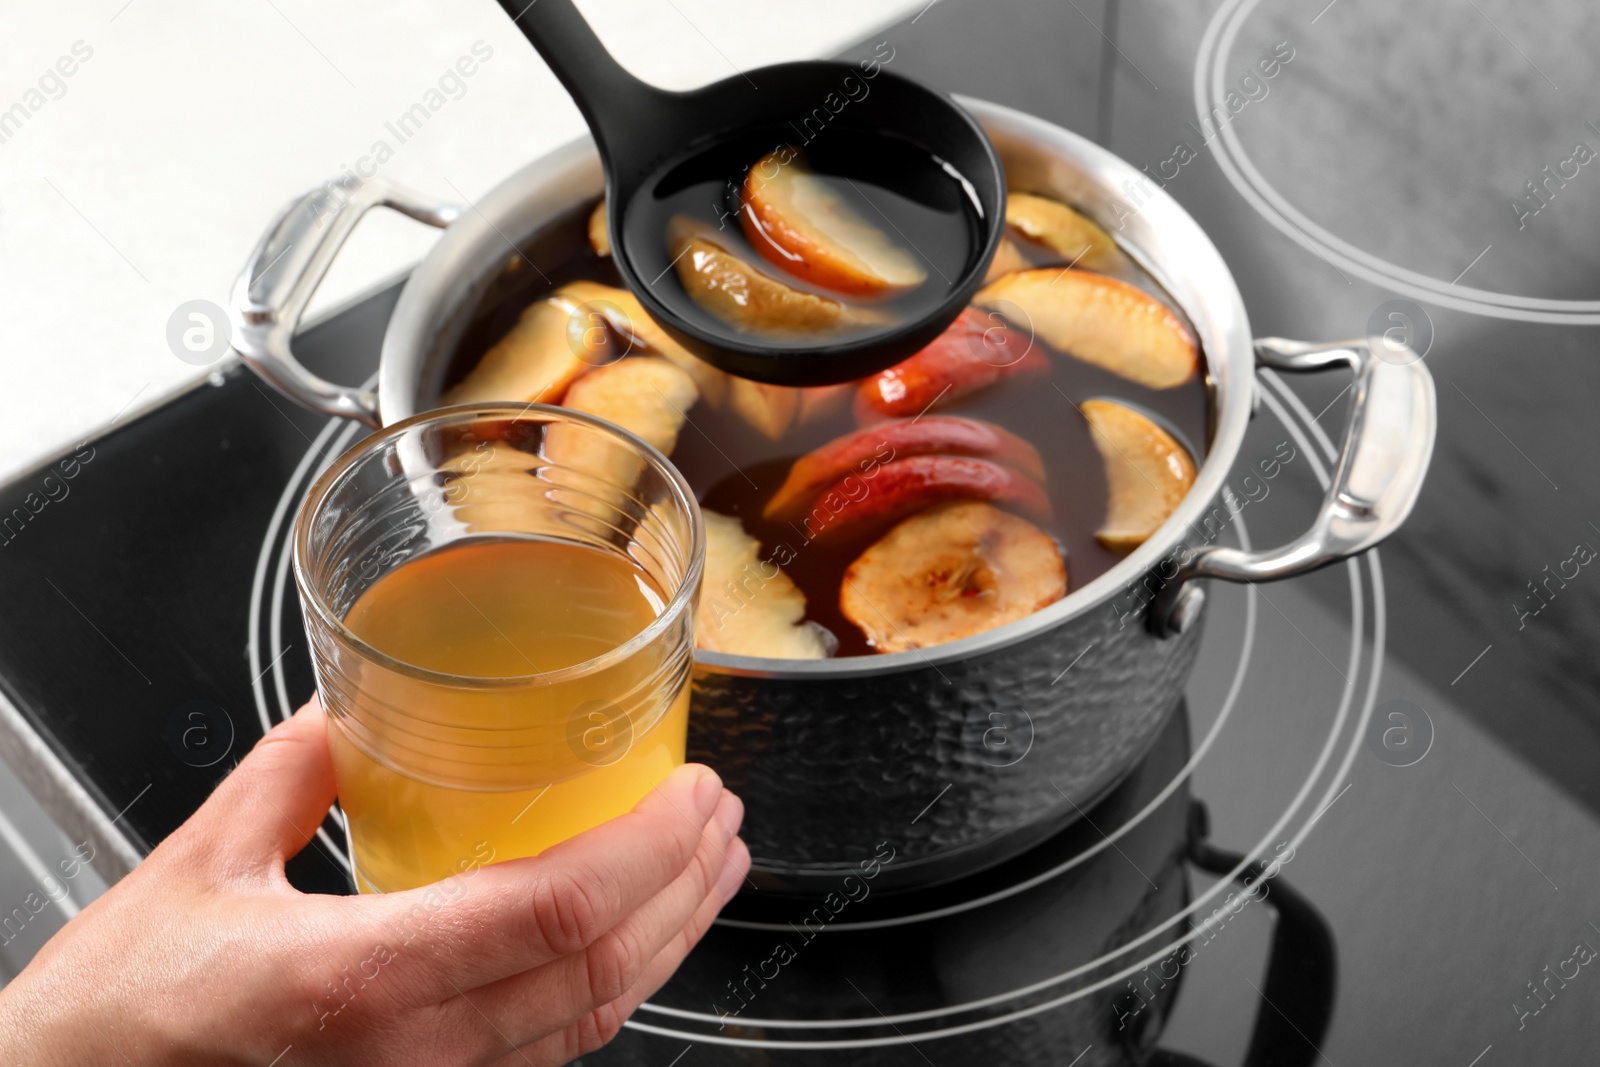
[[742, 149, 928, 297], [840, 501, 1066, 653], [1081, 398, 1196, 553], [857, 306, 1045, 419], [976, 268, 1199, 390], [560, 356, 698, 458], [764, 416, 1047, 523], [544, 356, 699, 517], [799, 454, 1051, 546], [697, 510, 833, 659], [1004, 192, 1124, 273], [552, 280, 728, 407], [441, 294, 604, 406]]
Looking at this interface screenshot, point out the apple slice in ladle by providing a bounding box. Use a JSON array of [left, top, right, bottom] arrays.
[[668, 218, 893, 339], [742, 149, 928, 297]]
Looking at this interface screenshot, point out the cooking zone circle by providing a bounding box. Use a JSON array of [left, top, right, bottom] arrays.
[[1197, 0, 1600, 324], [248, 367, 1384, 1048]]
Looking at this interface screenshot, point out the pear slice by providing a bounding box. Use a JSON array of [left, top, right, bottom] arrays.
[[588, 200, 611, 257], [1004, 193, 1125, 273], [840, 501, 1066, 653], [553, 280, 728, 407], [441, 296, 602, 406], [976, 269, 1199, 390], [1081, 399, 1196, 553], [742, 149, 927, 296], [669, 217, 892, 338], [696, 511, 831, 659]]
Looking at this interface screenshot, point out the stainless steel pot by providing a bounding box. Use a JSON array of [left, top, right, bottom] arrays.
[[231, 98, 1435, 893]]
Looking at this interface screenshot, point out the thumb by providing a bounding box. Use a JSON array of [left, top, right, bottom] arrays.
[[178, 696, 339, 879]]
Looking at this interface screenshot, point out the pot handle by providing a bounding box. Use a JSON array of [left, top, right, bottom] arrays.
[[1151, 337, 1435, 636], [227, 177, 461, 427]]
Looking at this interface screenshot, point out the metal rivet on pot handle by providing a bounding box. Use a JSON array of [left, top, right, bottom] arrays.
[[228, 177, 461, 427], [1151, 336, 1436, 636]]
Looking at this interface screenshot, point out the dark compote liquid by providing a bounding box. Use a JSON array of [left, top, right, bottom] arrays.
[[620, 125, 985, 343], [443, 199, 1211, 657]]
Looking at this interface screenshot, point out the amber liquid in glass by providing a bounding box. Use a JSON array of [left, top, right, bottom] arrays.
[[329, 537, 688, 893]]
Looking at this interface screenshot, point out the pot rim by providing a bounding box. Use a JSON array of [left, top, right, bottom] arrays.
[[381, 96, 1254, 679]]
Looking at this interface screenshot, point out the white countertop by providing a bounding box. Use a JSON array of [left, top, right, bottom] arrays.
[[0, 0, 921, 482]]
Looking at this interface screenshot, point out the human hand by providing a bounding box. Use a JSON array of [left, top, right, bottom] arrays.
[[0, 698, 749, 1066]]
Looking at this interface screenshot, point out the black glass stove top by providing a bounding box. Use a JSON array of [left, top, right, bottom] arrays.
[[4, 0, 1600, 1063]]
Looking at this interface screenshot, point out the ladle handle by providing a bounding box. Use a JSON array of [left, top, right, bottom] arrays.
[[493, 0, 675, 169]]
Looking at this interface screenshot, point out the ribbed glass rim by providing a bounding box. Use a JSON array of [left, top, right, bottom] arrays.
[[292, 402, 705, 690]]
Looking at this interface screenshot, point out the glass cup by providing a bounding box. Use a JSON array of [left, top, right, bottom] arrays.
[[293, 404, 704, 894]]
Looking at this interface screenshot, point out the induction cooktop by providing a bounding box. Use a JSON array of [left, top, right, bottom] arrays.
[[3, 0, 1599, 1063]]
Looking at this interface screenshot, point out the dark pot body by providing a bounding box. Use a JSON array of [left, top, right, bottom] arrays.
[[585, 708, 1200, 1066], [690, 595, 1203, 890]]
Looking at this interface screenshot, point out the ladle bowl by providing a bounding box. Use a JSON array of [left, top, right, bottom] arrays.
[[493, 0, 1007, 385]]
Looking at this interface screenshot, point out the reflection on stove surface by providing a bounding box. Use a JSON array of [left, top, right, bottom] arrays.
[[594, 709, 1334, 1067]]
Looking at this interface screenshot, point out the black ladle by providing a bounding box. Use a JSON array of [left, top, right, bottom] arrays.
[[492, 0, 1006, 386]]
